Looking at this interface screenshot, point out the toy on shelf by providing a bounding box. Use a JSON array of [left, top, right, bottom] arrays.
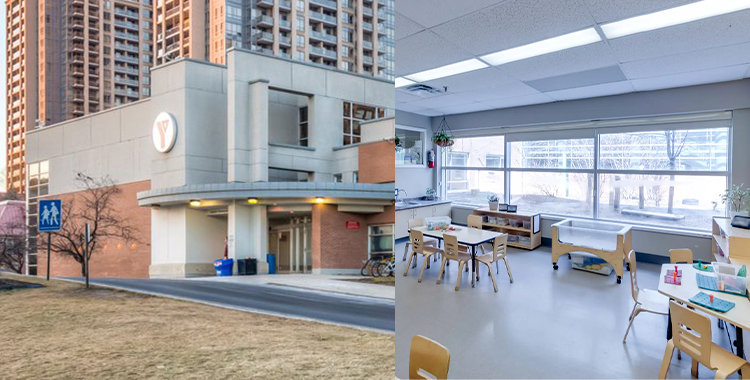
[[693, 259, 714, 272]]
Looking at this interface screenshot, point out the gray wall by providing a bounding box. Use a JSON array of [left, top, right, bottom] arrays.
[[424, 79, 750, 259], [395, 110, 436, 198]]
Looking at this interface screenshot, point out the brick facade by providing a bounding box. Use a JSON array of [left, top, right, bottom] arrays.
[[36, 181, 151, 279], [359, 141, 395, 184]]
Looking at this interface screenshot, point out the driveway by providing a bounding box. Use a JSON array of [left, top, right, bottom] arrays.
[[65, 277, 395, 333]]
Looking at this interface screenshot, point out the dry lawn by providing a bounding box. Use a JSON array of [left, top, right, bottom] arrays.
[[0, 273, 394, 379]]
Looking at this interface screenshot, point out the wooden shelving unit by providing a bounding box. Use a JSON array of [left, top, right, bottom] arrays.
[[473, 207, 542, 250], [711, 217, 750, 266]]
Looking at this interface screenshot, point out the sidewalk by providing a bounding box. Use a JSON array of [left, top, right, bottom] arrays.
[[184, 273, 395, 301]]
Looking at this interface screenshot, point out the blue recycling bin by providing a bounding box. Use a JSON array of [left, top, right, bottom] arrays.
[[267, 254, 276, 274], [214, 258, 234, 276]]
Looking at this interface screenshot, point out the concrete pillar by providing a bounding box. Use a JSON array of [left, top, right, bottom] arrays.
[[228, 79, 269, 183], [228, 201, 269, 274]]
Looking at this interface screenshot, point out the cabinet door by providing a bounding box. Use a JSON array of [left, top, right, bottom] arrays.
[[415, 206, 433, 221], [433, 203, 452, 218], [395, 210, 411, 240]]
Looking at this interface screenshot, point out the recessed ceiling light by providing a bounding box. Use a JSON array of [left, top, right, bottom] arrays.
[[395, 77, 416, 88], [404, 59, 489, 83], [601, 0, 750, 39], [480, 28, 601, 66]]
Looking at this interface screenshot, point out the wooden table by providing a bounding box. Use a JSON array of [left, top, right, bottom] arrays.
[[412, 226, 505, 288], [658, 263, 750, 360]]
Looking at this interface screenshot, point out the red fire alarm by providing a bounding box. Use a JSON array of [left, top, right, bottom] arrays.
[[345, 221, 360, 230]]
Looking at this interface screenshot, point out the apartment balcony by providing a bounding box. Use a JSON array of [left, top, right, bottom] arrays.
[[88, 69, 100, 78], [309, 46, 337, 59], [114, 65, 139, 75], [310, 0, 337, 10], [377, 8, 388, 20], [165, 6, 181, 19], [114, 8, 140, 19], [72, 32, 85, 41], [71, 67, 85, 77], [279, 19, 291, 30], [165, 26, 181, 38], [115, 76, 139, 86], [114, 20, 139, 31], [72, 79, 85, 88], [256, 0, 274, 8], [309, 11, 337, 25], [254, 15, 274, 28], [362, 22, 373, 31], [279, 35, 291, 47], [114, 88, 140, 98], [70, 54, 85, 65], [72, 108, 85, 116], [72, 92, 85, 102], [279, 51, 292, 59], [363, 7, 373, 17], [115, 54, 140, 64], [363, 55, 373, 65], [279, 0, 292, 11], [71, 6, 85, 18], [165, 42, 181, 53], [89, 80, 100, 89], [251, 46, 274, 56], [114, 31, 140, 42], [254, 31, 274, 44], [115, 42, 139, 53], [362, 40, 373, 50], [309, 30, 337, 44]]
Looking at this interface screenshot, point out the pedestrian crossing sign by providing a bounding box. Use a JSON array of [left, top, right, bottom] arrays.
[[39, 199, 62, 232]]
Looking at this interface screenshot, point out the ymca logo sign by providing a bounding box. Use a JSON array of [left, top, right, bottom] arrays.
[[152, 112, 177, 153]]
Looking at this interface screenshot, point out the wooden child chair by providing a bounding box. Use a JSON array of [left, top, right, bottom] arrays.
[[623, 250, 669, 343], [437, 233, 473, 291], [404, 229, 443, 283], [659, 301, 750, 379], [410, 335, 450, 379], [465, 215, 487, 255], [475, 234, 513, 292], [402, 218, 438, 262]]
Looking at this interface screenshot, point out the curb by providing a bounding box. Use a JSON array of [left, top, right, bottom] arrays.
[[267, 281, 395, 302]]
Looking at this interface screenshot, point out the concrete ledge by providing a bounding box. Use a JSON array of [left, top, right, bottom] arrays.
[[312, 268, 361, 275], [149, 263, 215, 278]]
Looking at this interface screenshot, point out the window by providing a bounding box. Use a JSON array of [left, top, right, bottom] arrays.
[[269, 168, 311, 182], [442, 136, 505, 206], [297, 15, 304, 31], [299, 106, 309, 147], [439, 117, 730, 231], [333, 173, 343, 182], [395, 126, 424, 166], [26, 160, 49, 276], [353, 171, 359, 183], [343, 101, 384, 145], [369, 224, 394, 257]]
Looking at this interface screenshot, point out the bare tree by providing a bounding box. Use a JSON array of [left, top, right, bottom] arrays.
[[665, 131, 689, 214], [49, 173, 140, 277], [0, 222, 27, 274]]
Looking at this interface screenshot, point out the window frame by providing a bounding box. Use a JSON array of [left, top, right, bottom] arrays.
[[395, 124, 426, 168], [368, 224, 394, 258]]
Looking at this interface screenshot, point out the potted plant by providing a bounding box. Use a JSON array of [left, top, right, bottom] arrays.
[[721, 183, 750, 217], [394, 136, 402, 150], [432, 116, 455, 148], [426, 187, 436, 201], [487, 194, 499, 211]]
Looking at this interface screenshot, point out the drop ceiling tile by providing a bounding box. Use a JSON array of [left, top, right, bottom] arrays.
[[621, 42, 750, 79], [407, 93, 476, 109], [431, 0, 595, 56], [630, 64, 750, 92], [525, 65, 627, 92], [395, 31, 475, 77], [438, 102, 497, 115], [396, 90, 424, 103], [420, 67, 517, 93], [584, 0, 698, 23], [396, 0, 508, 29], [417, 109, 445, 117], [480, 93, 556, 110], [608, 9, 750, 63], [456, 81, 539, 102], [498, 42, 620, 82], [396, 102, 431, 115], [546, 81, 635, 101], [395, 12, 426, 41]]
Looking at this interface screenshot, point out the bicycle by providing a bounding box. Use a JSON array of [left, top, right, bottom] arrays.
[[376, 256, 395, 277], [360, 254, 392, 277]]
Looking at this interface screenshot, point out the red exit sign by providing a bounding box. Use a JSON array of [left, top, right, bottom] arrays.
[[345, 221, 360, 230]]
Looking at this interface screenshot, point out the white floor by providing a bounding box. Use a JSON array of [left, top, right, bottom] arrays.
[[396, 241, 742, 379]]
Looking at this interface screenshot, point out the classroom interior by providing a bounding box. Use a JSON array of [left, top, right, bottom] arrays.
[[395, 1, 750, 378]]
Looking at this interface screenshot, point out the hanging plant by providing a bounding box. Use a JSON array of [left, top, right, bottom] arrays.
[[394, 136, 403, 148], [432, 116, 455, 148]]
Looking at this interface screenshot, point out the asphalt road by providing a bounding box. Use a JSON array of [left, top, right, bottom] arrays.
[[67, 278, 394, 332]]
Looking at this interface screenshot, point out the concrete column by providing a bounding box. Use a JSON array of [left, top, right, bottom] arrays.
[[228, 79, 269, 183], [228, 201, 269, 274]]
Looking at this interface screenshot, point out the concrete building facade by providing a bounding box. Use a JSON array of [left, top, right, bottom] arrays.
[[154, 0, 395, 80], [27, 49, 394, 278]]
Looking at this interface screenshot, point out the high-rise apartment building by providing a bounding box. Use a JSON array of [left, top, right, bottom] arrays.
[[5, 0, 154, 193], [154, 0, 395, 80], [5, 0, 37, 194]]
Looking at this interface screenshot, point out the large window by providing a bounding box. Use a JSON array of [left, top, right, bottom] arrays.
[[369, 224, 394, 257], [343, 101, 385, 145], [27, 161, 49, 276], [440, 120, 730, 232], [443, 136, 505, 206], [395, 126, 425, 166]]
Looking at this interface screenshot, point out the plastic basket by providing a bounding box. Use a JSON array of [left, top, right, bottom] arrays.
[[425, 216, 451, 232], [712, 262, 748, 296]]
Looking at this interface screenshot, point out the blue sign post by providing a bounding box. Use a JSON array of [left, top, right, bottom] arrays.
[[39, 199, 62, 281]]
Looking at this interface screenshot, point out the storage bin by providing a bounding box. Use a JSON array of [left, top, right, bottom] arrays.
[[507, 234, 519, 242], [712, 262, 748, 296], [518, 236, 531, 245], [214, 259, 234, 276], [425, 216, 451, 231], [509, 219, 521, 228], [498, 218, 508, 226], [570, 252, 613, 276], [522, 220, 531, 230]]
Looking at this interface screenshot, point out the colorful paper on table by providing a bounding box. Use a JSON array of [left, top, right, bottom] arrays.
[[696, 273, 747, 296], [664, 275, 681, 285], [666, 269, 682, 277], [689, 292, 735, 313], [693, 263, 714, 272]]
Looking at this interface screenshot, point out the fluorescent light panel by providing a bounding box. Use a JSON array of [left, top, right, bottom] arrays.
[[601, 0, 750, 39], [404, 59, 489, 82], [480, 28, 601, 66], [395, 77, 416, 88]]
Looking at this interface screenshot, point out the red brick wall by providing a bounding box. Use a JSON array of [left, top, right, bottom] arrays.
[[358, 141, 395, 184], [311, 204, 395, 270], [36, 181, 152, 279]]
